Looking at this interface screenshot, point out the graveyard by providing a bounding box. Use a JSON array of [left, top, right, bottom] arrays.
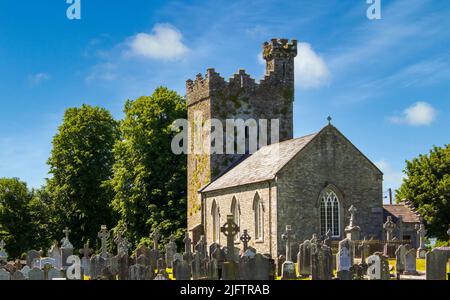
[[0, 207, 449, 281], [0, 2, 450, 290]]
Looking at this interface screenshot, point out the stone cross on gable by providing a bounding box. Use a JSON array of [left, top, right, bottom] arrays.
[[240, 230, 251, 252], [151, 230, 161, 250], [221, 215, 240, 261], [98, 225, 110, 258], [281, 225, 295, 261], [80, 242, 93, 258], [348, 205, 357, 227], [183, 233, 192, 254], [383, 216, 396, 241]]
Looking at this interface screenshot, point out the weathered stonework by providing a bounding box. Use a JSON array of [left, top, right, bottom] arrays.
[[201, 125, 383, 258], [187, 39, 298, 237]]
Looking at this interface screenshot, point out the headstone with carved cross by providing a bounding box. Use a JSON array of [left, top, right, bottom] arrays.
[[195, 235, 207, 261], [149, 230, 161, 272], [345, 205, 361, 241], [240, 230, 251, 253], [281, 225, 296, 280], [79, 242, 93, 277], [415, 223, 427, 258], [61, 227, 74, 269], [183, 233, 193, 264], [165, 235, 177, 268], [221, 215, 240, 262], [384, 216, 396, 241], [98, 225, 110, 259], [114, 231, 131, 256], [0, 240, 8, 264]]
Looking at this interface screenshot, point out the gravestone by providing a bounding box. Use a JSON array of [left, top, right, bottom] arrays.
[[114, 231, 132, 256], [240, 230, 251, 253], [345, 205, 361, 241], [29, 267, 45, 280], [90, 255, 108, 280], [80, 242, 93, 277], [117, 253, 129, 280], [337, 238, 354, 271], [238, 250, 254, 280], [358, 238, 370, 265], [395, 244, 408, 274], [221, 215, 240, 279], [383, 216, 397, 257], [26, 250, 41, 268], [311, 242, 333, 280], [426, 249, 448, 280], [254, 254, 272, 280], [129, 264, 152, 280], [191, 252, 202, 280], [183, 233, 193, 265], [98, 225, 111, 259], [281, 225, 296, 280], [221, 215, 239, 262], [367, 253, 390, 280], [0, 240, 8, 264], [404, 248, 418, 275], [323, 229, 332, 248], [165, 235, 177, 268], [66, 255, 81, 280], [298, 239, 311, 277], [174, 254, 191, 280], [207, 250, 220, 280], [0, 268, 10, 280], [20, 266, 31, 279], [61, 227, 74, 269], [337, 246, 352, 280], [47, 267, 63, 280], [415, 223, 427, 259], [49, 241, 62, 270], [149, 230, 161, 272], [276, 255, 285, 277], [11, 270, 26, 280]]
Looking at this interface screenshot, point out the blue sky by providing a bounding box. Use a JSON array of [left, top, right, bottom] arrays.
[[0, 0, 449, 202]]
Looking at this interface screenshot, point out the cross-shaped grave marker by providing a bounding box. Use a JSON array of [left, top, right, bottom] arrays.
[[221, 215, 240, 261], [240, 230, 251, 252], [98, 225, 110, 259], [281, 225, 295, 262]]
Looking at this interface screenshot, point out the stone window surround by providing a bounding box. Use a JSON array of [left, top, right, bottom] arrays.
[[318, 184, 344, 239]]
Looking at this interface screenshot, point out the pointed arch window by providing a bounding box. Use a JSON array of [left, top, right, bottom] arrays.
[[231, 197, 240, 242], [320, 190, 341, 237], [212, 200, 220, 243], [253, 193, 264, 241]]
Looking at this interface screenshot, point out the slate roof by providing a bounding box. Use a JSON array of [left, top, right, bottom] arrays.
[[383, 202, 421, 223], [201, 132, 318, 193]]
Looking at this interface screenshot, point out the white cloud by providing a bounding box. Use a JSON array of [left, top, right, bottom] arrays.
[[390, 102, 437, 126], [28, 73, 50, 86], [295, 42, 330, 89], [127, 23, 189, 61], [375, 159, 405, 192], [85, 63, 117, 82]]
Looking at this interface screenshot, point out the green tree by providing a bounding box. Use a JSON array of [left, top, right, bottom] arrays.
[[0, 178, 34, 258], [47, 104, 119, 248], [111, 87, 187, 246], [396, 144, 450, 242]]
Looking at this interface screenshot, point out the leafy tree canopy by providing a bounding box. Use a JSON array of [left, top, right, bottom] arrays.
[[111, 87, 187, 247], [396, 144, 450, 242], [47, 104, 119, 249]]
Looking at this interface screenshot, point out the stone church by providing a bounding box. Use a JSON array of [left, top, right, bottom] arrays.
[[186, 38, 384, 258]]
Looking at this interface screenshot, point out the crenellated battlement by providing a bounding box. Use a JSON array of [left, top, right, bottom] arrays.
[[187, 39, 296, 232], [262, 38, 298, 61], [187, 38, 297, 106]]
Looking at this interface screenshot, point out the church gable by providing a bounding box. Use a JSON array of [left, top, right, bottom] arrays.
[[275, 124, 384, 245]]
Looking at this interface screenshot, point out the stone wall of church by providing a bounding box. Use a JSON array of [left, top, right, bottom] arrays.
[[203, 181, 278, 258], [276, 125, 384, 256]]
